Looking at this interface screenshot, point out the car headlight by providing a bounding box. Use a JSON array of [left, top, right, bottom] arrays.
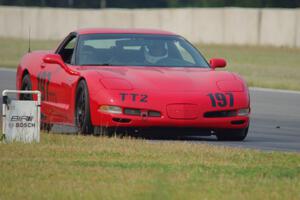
[[237, 108, 250, 116], [99, 105, 122, 114], [216, 80, 244, 92], [100, 78, 133, 90]]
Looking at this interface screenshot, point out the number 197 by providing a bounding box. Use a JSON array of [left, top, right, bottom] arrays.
[[207, 93, 234, 107]]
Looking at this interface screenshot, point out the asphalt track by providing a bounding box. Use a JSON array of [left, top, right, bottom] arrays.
[[1, 68, 300, 152]]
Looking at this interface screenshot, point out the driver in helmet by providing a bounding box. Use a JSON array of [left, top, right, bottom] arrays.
[[144, 41, 168, 64]]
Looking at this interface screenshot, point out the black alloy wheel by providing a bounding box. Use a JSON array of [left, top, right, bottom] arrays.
[[75, 80, 93, 134], [20, 74, 33, 100]]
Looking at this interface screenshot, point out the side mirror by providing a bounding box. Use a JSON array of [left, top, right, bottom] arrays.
[[209, 58, 227, 69], [43, 54, 64, 65], [42, 54, 79, 76]]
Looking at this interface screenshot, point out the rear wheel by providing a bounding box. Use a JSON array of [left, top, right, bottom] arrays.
[[75, 80, 93, 134], [41, 123, 53, 132], [20, 74, 33, 100], [216, 127, 249, 141]]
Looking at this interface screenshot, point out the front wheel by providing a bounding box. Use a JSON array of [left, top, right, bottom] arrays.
[[75, 80, 93, 135], [216, 127, 249, 141], [20, 74, 33, 100]]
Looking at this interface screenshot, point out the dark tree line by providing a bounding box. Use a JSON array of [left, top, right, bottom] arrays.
[[0, 0, 299, 8]]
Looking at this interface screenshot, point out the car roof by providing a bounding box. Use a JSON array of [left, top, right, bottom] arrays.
[[76, 28, 177, 36]]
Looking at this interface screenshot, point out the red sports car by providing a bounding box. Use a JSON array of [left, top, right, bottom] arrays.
[[17, 28, 250, 140]]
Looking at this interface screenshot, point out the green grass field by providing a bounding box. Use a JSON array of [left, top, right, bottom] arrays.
[[0, 37, 300, 90], [0, 133, 299, 200], [0, 38, 59, 68]]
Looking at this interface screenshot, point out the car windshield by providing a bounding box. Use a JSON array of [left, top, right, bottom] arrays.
[[76, 34, 209, 68]]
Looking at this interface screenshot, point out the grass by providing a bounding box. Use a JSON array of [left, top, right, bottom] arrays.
[[0, 38, 59, 68], [0, 133, 300, 199], [0, 38, 300, 90]]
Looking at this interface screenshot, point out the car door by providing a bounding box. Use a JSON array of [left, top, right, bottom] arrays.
[[39, 34, 78, 124]]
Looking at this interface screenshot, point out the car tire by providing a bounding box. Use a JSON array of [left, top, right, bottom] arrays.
[[216, 126, 249, 141], [75, 80, 93, 135], [41, 123, 53, 132], [20, 74, 33, 100], [93, 126, 113, 136]]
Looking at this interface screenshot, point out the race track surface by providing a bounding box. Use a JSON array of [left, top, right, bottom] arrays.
[[1, 68, 300, 152]]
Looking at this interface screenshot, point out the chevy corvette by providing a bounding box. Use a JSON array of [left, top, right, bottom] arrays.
[[17, 28, 250, 140]]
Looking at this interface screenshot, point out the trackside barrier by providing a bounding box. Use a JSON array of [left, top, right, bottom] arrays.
[[2, 90, 41, 143]]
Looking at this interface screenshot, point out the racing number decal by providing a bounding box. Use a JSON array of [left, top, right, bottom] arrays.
[[37, 71, 51, 101], [120, 93, 148, 103], [140, 94, 148, 103], [207, 92, 234, 107]]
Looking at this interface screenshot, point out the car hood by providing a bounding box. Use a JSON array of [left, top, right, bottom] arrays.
[[78, 66, 238, 92]]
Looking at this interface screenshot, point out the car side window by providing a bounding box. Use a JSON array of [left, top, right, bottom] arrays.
[[58, 36, 77, 64]]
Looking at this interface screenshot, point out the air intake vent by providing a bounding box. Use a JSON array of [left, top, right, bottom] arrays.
[[204, 110, 236, 118], [124, 108, 161, 117]]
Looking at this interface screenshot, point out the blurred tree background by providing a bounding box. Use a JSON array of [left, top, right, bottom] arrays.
[[0, 0, 299, 8]]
